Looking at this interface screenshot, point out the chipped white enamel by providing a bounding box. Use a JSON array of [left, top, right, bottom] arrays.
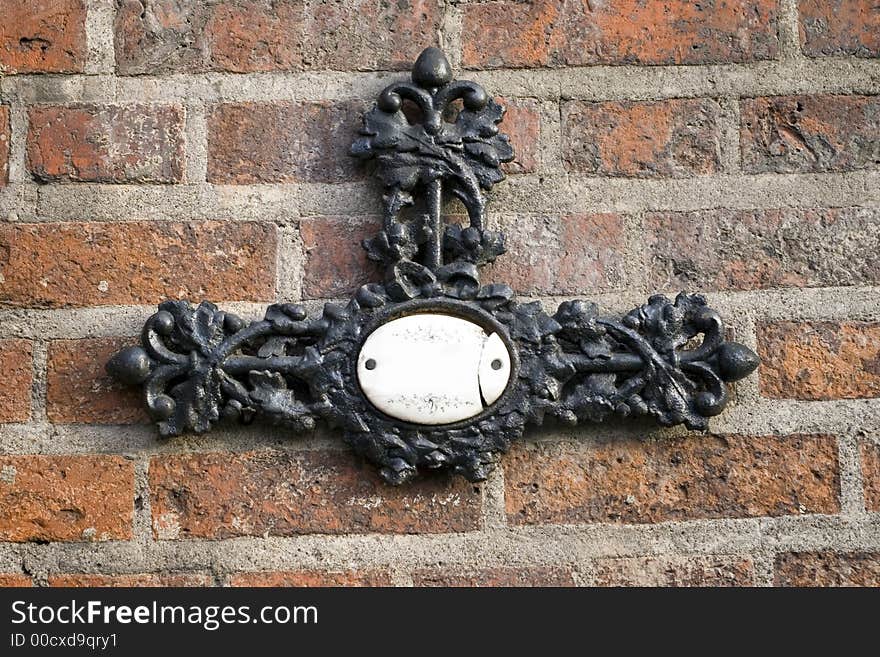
[[357, 313, 512, 425]]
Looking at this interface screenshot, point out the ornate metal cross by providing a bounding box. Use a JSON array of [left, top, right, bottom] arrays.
[[108, 48, 759, 485]]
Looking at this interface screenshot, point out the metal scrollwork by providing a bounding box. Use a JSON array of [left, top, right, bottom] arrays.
[[108, 47, 759, 485]]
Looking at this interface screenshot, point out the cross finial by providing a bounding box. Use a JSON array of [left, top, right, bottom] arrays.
[[351, 47, 513, 274]]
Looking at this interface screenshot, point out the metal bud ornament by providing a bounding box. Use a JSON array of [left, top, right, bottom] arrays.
[[108, 48, 759, 485]]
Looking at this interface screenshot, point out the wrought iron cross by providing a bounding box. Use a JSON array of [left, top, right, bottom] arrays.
[[107, 48, 759, 485]]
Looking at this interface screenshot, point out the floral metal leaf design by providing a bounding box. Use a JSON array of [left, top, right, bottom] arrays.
[[106, 47, 760, 486]]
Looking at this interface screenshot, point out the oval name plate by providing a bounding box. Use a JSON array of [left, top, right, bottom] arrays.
[[357, 313, 512, 425]]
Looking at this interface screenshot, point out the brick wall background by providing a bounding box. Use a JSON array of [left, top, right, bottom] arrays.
[[0, 0, 878, 587]]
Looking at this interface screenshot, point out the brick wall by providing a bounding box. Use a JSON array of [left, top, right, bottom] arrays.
[[0, 0, 878, 587]]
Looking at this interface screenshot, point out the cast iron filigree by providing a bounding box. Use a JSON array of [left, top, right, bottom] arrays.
[[108, 47, 759, 485]]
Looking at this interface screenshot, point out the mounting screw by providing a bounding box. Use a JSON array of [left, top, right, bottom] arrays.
[[365, 358, 377, 370]]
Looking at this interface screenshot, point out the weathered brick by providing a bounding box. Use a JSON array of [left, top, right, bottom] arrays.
[[412, 566, 575, 587], [505, 435, 840, 525], [115, 0, 304, 75], [27, 105, 185, 183], [0, 340, 33, 423], [301, 216, 381, 299], [462, 0, 778, 68], [0, 0, 87, 74], [560, 0, 779, 66], [485, 213, 626, 295], [563, 99, 721, 177], [49, 573, 213, 587], [207, 101, 363, 184], [860, 441, 880, 512], [462, 0, 559, 69], [115, 0, 440, 74], [47, 338, 147, 425], [799, 0, 880, 58], [741, 95, 880, 174], [0, 455, 134, 542], [0, 221, 276, 308], [594, 556, 755, 587], [775, 552, 880, 586], [114, 0, 203, 74], [229, 570, 392, 587], [498, 97, 540, 174], [149, 450, 482, 539], [0, 574, 32, 587], [202, 0, 304, 73], [302, 0, 442, 71], [758, 322, 880, 400], [0, 105, 9, 185], [646, 208, 880, 292]]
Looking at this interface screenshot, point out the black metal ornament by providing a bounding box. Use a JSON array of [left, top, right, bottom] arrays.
[[107, 47, 759, 485]]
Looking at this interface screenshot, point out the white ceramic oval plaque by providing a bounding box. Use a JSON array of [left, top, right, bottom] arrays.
[[357, 313, 512, 425]]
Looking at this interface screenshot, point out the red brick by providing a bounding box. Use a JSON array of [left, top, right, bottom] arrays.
[[229, 570, 392, 587], [860, 442, 880, 512], [563, 99, 721, 177], [758, 322, 880, 400], [0, 0, 86, 74], [300, 216, 381, 299], [462, 0, 779, 68], [49, 573, 213, 587], [0, 455, 134, 542], [47, 338, 148, 425], [27, 104, 185, 183], [0, 574, 32, 587], [741, 95, 880, 174], [114, 0, 202, 74], [798, 0, 880, 58], [115, 0, 304, 74], [645, 208, 880, 292], [412, 566, 574, 587], [505, 435, 840, 526], [203, 1, 304, 73], [595, 556, 755, 587], [207, 101, 363, 184], [775, 552, 880, 586], [302, 0, 442, 72], [462, 0, 559, 69], [0, 105, 9, 185], [149, 450, 482, 539], [485, 213, 625, 295], [114, 0, 440, 74], [0, 221, 276, 308], [498, 97, 540, 174], [0, 340, 32, 423]]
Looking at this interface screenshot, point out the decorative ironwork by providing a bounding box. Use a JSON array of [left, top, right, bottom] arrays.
[[107, 47, 759, 485]]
